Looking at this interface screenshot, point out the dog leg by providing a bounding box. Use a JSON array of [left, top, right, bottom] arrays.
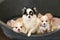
[[27, 27, 36, 37], [47, 27, 51, 32], [27, 29, 33, 37]]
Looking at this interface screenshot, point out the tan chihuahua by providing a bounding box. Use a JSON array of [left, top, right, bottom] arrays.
[[7, 18, 26, 34]]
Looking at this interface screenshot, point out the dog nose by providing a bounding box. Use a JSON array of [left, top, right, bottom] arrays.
[[28, 16, 30, 18], [18, 29, 20, 31], [44, 23, 45, 25]]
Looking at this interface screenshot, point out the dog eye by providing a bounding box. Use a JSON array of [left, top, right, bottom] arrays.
[[26, 14, 28, 15], [46, 20, 48, 22], [30, 13, 33, 15], [42, 20, 43, 22], [15, 27, 17, 28], [29, 11, 33, 16], [20, 26, 22, 28]]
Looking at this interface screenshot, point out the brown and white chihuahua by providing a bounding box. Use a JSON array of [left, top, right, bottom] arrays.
[[7, 18, 26, 34], [37, 13, 53, 34]]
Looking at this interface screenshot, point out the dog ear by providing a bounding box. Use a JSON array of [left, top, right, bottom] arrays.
[[50, 18, 54, 30], [51, 18, 55, 25], [33, 7, 37, 12], [7, 19, 15, 27], [10, 20, 15, 24], [45, 13, 53, 20], [38, 13, 42, 18], [22, 7, 26, 14]]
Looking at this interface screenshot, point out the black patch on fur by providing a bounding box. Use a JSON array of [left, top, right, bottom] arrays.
[[23, 9, 26, 14], [31, 8, 37, 15], [23, 9, 28, 16], [29, 11, 33, 16], [23, 7, 37, 16], [31, 8, 38, 17]]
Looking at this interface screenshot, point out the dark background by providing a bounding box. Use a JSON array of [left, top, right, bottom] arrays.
[[0, 0, 60, 40], [0, 0, 60, 22]]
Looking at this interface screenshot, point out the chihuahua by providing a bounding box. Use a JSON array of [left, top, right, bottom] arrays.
[[7, 18, 26, 34], [37, 13, 53, 34], [22, 7, 39, 36]]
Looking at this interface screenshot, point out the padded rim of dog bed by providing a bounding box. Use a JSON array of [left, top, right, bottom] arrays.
[[0, 20, 60, 38]]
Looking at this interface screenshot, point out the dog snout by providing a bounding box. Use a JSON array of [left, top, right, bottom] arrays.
[[18, 29, 20, 31], [44, 23, 45, 25], [28, 16, 30, 18]]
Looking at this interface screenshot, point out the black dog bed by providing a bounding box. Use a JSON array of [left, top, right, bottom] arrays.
[[0, 0, 60, 40]]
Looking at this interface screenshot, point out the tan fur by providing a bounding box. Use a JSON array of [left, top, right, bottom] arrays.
[[7, 18, 26, 34], [45, 13, 53, 20], [51, 25, 58, 31], [7, 20, 15, 27], [52, 17, 60, 25], [51, 25, 60, 32], [51, 17, 60, 31], [15, 18, 26, 31]]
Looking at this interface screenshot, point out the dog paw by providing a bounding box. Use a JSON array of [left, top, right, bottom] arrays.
[[27, 33, 31, 37]]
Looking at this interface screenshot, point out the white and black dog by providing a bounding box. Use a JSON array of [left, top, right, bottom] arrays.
[[22, 7, 39, 36]]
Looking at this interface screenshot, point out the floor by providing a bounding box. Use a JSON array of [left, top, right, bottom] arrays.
[[0, 27, 10, 40]]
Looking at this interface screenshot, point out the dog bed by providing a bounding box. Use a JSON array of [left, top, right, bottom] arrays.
[[0, 0, 60, 40]]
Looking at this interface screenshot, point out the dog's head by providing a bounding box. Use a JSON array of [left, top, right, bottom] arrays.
[[12, 21, 23, 33], [38, 13, 53, 27], [22, 7, 37, 19], [7, 19, 25, 33]]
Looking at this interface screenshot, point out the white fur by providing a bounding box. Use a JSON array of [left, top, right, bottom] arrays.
[[22, 15, 37, 36], [26, 8, 33, 14]]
